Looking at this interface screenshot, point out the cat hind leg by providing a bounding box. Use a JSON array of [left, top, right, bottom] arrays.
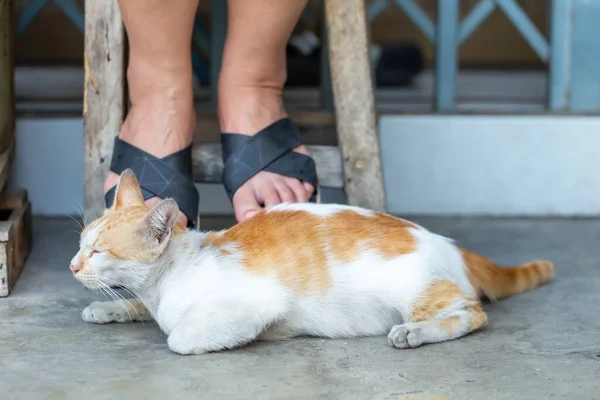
[[388, 280, 488, 349]]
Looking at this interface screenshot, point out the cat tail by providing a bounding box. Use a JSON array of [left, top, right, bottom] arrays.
[[460, 248, 555, 301]]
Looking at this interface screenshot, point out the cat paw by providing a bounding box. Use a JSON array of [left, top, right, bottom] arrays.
[[167, 334, 208, 355], [387, 324, 424, 349], [82, 301, 129, 324]]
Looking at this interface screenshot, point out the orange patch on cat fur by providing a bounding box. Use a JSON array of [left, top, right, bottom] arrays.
[[461, 248, 555, 301], [438, 302, 487, 334], [409, 280, 467, 322], [410, 280, 488, 335], [203, 210, 329, 294], [467, 303, 488, 331], [203, 209, 417, 294], [437, 316, 462, 335], [325, 211, 417, 263], [91, 206, 153, 261]]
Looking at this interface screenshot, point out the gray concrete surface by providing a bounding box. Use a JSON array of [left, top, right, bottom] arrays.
[[1, 217, 599, 400]]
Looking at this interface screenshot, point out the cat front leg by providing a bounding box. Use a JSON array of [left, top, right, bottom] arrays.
[[82, 299, 152, 324]]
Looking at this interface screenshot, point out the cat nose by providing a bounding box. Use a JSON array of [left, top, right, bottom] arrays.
[[70, 263, 81, 274], [69, 254, 82, 274]]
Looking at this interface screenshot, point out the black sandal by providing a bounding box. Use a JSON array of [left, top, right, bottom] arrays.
[[104, 137, 200, 228], [221, 118, 319, 205]]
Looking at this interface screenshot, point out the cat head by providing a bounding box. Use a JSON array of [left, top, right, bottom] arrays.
[[70, 169, 182, 291]]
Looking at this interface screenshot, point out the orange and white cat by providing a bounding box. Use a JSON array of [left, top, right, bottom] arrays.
[[70, 170, 555, 355]]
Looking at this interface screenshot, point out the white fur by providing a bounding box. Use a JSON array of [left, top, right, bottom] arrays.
[[75, 203, 476, 355]]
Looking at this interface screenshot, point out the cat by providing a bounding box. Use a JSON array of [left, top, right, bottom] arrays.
[[70, 169, 555, 355]]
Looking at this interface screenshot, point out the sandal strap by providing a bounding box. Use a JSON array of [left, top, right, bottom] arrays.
[[104, 137, 199, 228], [221, 118, 319, 202]]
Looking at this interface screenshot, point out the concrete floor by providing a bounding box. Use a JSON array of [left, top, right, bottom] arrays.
[[1, 216, 599, 400]]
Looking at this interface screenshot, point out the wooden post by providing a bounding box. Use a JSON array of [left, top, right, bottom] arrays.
[[0, 0, 14, 160], [324, 0, 386, 212], [83, 0, 126, 221]]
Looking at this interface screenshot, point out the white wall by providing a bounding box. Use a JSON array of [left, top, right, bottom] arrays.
[[381, 115, 600, 216], [11, 115, 600, 217], [11, 118, 84, 216]]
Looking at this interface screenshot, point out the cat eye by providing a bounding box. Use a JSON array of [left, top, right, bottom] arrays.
[[89, 249, 103, 257]]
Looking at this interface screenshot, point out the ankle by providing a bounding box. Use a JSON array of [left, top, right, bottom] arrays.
[[218, 84, 287, 135], [119, 100, 195, 158], [118, 52, 195, 156]]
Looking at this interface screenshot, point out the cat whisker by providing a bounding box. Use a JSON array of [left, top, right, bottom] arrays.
[[68, 214, 84, 234], [97, 282, 132, 321], [100, 277, 138, 300], [97, 281, 118, 302], [98, 281, 119, 302], [73, 198, 88, 228], [97, 282, 123, 308], [97, 281, 137, 323], [87, 281, 113, 305], [97, 278, 146, 325], [96, 286, 112, 303]]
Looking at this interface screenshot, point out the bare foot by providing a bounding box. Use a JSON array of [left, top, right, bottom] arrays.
[[219, 85, 315, 222], [104, 73, 195, 227]]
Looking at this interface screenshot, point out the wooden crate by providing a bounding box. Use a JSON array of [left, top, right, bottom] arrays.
[[0, 190, 32, 297]]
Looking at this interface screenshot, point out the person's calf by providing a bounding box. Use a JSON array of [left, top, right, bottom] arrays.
[[104, 62, 196, 227]]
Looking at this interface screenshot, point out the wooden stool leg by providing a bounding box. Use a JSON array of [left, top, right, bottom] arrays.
[[324, 0, 385, 212], [83, 0, 126, 221]]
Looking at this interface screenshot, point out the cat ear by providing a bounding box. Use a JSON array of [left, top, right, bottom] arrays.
[[113, 169, 145, 209], [137, 199, 180, 248]]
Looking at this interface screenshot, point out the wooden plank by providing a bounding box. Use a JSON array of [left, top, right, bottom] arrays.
[[0, 0, 14, 156], [0, 191, 32, 297], [83, 0, 126, 221], [324, 0, 386, 211], [192, 143, 343, 188]]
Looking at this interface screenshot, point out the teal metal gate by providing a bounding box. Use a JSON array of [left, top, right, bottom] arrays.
[[366, 0, 600, 113]]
